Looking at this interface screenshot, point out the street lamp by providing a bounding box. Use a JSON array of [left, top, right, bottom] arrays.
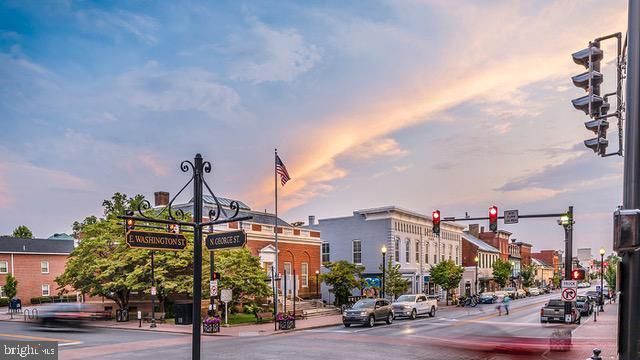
[[474, 255, 479, 295], [600, 247, 605, 312], [381, 245, 387, 299], [315, 270, 320, 299]]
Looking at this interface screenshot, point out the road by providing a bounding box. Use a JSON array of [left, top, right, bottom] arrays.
[[0, 289, 609, 360]]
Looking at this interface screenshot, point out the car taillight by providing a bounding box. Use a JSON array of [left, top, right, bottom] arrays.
[[540, 309, 544, 316]]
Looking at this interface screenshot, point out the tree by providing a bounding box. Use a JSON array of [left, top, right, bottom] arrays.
[[72, 216, 97, 238], [492, 259, 512, 288], [4, 274, 17, 299], [12, 226, 33, 239], [321, 260, 365, 306], [379, 257, 409, 299], [603, 254, 621, 293], [552, 273, 561, 289], [430, 259, 464, 305], [520, 264, 536, 288], [101, 192, 145, 220], [208, 248, 270, 308], [290, 221, 305, 227]]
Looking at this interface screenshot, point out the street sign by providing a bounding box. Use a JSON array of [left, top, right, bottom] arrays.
[[205, 230, 247, 250], [221, 289, 232, 303], [210, 280, 218, 297], [562, 288, 577, 301], [504, 210, 519, 224], [126, 230, 187, 251], [562, 280, 578, 288]]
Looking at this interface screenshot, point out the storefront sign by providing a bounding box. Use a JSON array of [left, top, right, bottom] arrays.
[[126, 230, 187, 251], [205, 230, 247, 250]]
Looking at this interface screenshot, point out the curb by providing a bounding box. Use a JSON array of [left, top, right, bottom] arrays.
[[270, 321, 343, 335]]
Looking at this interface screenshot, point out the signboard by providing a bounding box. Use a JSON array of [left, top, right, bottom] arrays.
[[126, 230, 187, 251], [504, 210, 519, 224], [210, 280, 218, 297], [205, 230, 247, 250], [561, 288, 577, 301], [220, 289, 232, 303], [562, 280, 578, 288]]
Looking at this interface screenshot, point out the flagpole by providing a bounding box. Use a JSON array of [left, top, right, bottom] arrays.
[[274, 148, 279, 314]]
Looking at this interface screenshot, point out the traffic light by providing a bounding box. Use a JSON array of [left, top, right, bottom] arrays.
[[489, 206, 498, 232], [571, 43, 609, 156], [212, 272, 221, 280], [432, 210, 440, 235], [571, 269, 586, 281]]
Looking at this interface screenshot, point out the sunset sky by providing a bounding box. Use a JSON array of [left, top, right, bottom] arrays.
[[0, 0, 628, 255]]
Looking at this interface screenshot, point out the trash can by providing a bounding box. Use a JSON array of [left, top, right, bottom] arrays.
[[116, 309, 129, 322], [174, 302, 193, 325], [9, 299, 21, 312]]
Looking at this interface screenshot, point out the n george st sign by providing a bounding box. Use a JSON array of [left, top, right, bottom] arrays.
[[206, 230, 247, 250], [126, 230, 187, 251]]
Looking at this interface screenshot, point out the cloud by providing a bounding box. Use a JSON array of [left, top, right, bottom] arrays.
[[344, 138, 409, 161], [137, 154, 169, 177], [76, 9, 159, 45], [229, 18, 321, 83]]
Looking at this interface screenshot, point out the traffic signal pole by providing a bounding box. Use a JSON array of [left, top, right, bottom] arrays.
[[619, 1, 640, 358], [564, 206, 574, 322]]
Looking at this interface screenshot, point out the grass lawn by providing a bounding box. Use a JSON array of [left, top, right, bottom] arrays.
[[225, 312, 266, 325]]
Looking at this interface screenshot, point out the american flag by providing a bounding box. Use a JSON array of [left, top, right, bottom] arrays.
[[276, 155, 291, 186]]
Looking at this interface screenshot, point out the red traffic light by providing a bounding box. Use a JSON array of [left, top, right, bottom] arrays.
[[571, 269, 586, 280], [603, 262, 609, 267], [489, 206, 498, 232], [432, 210, 441, 235]]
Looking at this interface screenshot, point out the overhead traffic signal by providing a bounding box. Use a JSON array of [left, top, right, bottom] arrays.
[[571, 42, 609, 156], [432, 210, 441, 235], [489, 206, 498, 233], [571, 269, 586, 281]]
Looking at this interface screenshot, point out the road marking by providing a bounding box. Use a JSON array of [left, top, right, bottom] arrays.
[[0, 332, 80, 344], [59, 341, 83, 347]]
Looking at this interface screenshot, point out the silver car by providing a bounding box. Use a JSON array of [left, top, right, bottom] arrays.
[[392, 294, 437, 319]]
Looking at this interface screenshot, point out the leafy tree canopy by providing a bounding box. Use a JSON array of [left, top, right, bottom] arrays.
[[492, 259, 512, 288], [379, 257, 409, 299], [12, 225, 33, 239], [430, 259, 464, 305], [321, 260, 365, 306], [207, 248, 270, 307], [520, 264, 536, 288], [4, 274, 17, 299]]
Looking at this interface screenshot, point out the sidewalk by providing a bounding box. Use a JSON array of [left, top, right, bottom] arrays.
[[0, 309, 342, 337], [568, 302, 618, 359]]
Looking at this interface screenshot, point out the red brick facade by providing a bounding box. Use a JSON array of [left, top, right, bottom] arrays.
[[0, 253, 72, 304], [532, 250, 560, 274], [478, 231, 511, 261], [517, 242, 533, 267]]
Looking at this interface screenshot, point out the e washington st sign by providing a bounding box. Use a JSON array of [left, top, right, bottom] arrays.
[[126, 230, 187, 251], [206, 230, 247, 250]]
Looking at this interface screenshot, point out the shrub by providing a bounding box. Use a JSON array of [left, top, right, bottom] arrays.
[[0, 298, 8, 307]]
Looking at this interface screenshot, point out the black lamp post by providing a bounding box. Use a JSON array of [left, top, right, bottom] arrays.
[[381, 245, 387, 298], [315, 270, 320, 299], [474, 255, 479, 295], [600, 247, 605, 312], [150, 251, 157, 328]]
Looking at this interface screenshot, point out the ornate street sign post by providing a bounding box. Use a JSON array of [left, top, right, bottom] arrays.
[[118, 154, 251, 360]]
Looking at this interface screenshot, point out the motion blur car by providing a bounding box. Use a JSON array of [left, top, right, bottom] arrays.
[[503, 287, 517, 298], [540, 299, 581, 324], [35, 303, 100, 328], [516, 289, 527, 299], [576, 295, 593, 316], [343, 298, 394, 327], [540, 286, 551, 294], [478, 292, 497, 304], [527, 287, 540, 296], [392, 294, 437, 319], [578, 282, 591, 288]]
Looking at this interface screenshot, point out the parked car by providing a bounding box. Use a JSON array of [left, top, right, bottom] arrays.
[[494, 290, 507, 298], [478, 292, 498, 304], [527, 287, 540, 296], [342, 298, 394, 327], [578, 282, 591, 288], [585, 290, 604, 306], [540, 299, 581, 324], [539, 286, 551, 294], [516, 289, 527, 299], [576, 295, 593, 316], [392, 294, 437, 319], [503, 287, 517, 298]]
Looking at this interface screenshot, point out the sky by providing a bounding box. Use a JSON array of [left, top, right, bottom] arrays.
[[0, 0, 629, 256]]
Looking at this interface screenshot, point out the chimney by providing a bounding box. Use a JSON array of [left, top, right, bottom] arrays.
[[308, 215, 316, 226], [468, 224, 480, 237], [154, 191, 169, 206]]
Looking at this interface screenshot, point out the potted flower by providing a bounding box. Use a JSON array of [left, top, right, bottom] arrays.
[[276, 312, 295, 330], [202, 316, 221, 333]]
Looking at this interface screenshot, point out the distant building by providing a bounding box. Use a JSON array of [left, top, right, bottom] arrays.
[[532, 250, 561, 276], [532, 258, 554, 287], [461, 231, 500, 293], [0, 237, 76, 304]]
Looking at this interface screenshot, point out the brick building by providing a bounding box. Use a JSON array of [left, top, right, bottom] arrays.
[[516, 241, 533, 267], [0, 237, 75, 304], [471, 225, 512, 261], [461, 231, 500, 293], [532, 250, 561, 275]]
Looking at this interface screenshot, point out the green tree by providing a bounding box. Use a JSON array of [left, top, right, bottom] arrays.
[[603, 254, 621, 292], [102, 192, 145, 220], [12, 225, 33, 239], [430, 259, 464, 305], [552, 273, 561, 289], [72, 216, 97, 238], [492, 259, 512, 288], [321, 260, 365, 306], [520, 264, 536, 288], [4, 274, 17, 299], [379, 257, 409, 299], [208, 248, 271, 308]]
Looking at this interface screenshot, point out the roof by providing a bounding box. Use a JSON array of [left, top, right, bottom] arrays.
[[191, 195, 251, 210], [0, 237, 75, 254], [353, 206, 465, 229], [462, 231, 500, 253], [532, 258, 553, 268], [48, 233, 75, 240], [236, 210, 292, 227], [175, 196, 290, 227]]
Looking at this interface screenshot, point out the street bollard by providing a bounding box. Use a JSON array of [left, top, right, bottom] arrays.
[[137, 310, 142, 328], [594, 305, 597, 322], [587, 348, 602, 360]]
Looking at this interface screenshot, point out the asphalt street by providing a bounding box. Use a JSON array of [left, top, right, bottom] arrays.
[[0, 288, 606, 360]]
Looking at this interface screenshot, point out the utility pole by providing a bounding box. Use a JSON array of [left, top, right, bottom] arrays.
[[563, 206, 574, 322], [619, 1, 640, 358]]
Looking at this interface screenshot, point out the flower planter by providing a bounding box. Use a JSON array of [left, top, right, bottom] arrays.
[[203, 322, 220, 333], [278, 318, 295, 330]]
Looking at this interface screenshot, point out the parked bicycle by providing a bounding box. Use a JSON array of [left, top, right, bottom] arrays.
[[458, 294, 479, 307]]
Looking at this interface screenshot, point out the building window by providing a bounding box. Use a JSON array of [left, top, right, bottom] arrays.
[[434, 254, 437, 264], [415, 241, 420, 263], [41, 261, 49, 274], [284, 262, 292, 276], [301, 263, 309, 288], [321, 243, 330, 263], [425, 242, 430, 264], [405, 239, 410, 263], [42, 284, 50, 297], [395, 237, 400, 262], [352, 240, 362, 264], [0, 261, 7, 274], [455, 246, 459, 264], [0, 286, 4, 298]]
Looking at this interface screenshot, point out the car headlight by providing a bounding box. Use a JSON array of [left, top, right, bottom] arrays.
[[404, 305, 412, 309], [360, 311, 368, 316], [343, 311, 348, 316]]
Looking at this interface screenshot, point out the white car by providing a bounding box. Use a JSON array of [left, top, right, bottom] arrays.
[[392, 294, 437, 320], [528, 287, 540, 296]]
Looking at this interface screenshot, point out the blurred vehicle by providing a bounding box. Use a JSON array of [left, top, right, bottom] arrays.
[[527, 287, 540, 296], [516, 289, 527, 299], [503, 287, 517, 298], [35, 303, 100, 328], [343, 298, 393, 327], [478, 292, 497, 304], [603, 285, 611, 299], [540, 299, 581, 324], [494, 290, 507, 298], [578, 282, 591, 288], [392, 294, 437, 319], [585, 290, 604, 306], [575, 295, 593, 316], [539, 286, 551, 294]]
